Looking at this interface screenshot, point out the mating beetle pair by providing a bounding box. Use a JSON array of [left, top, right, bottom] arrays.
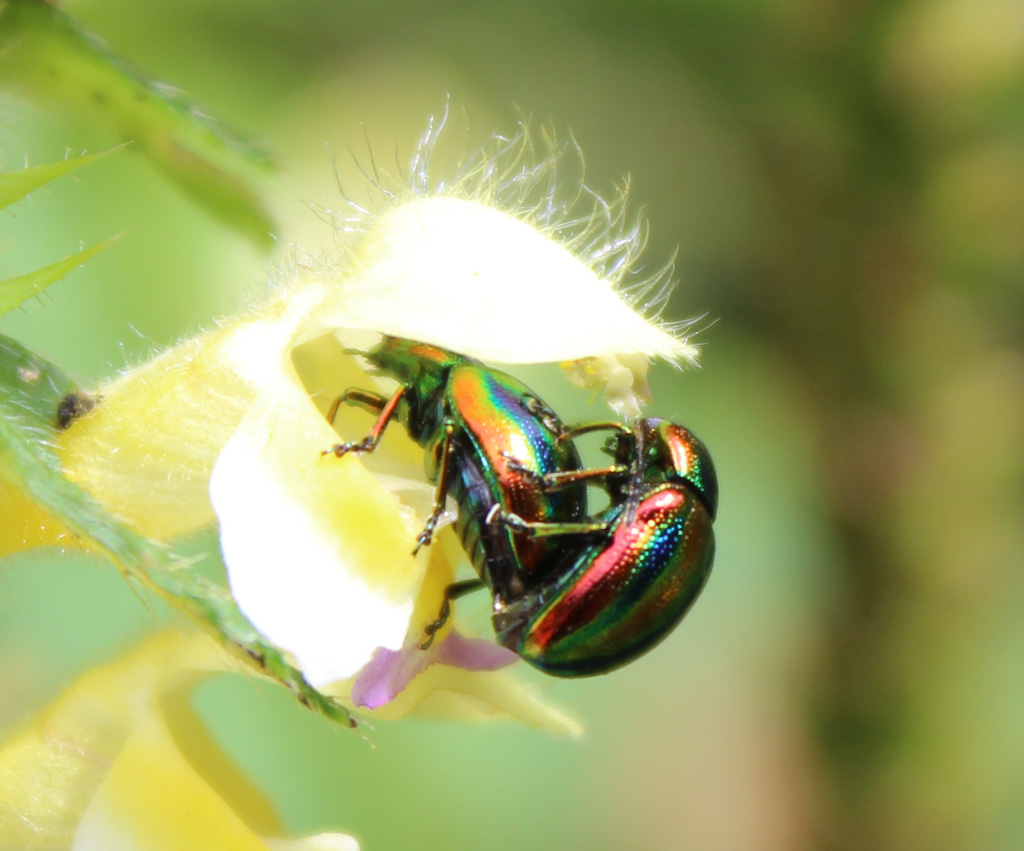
[[324, 337, 717, 677]]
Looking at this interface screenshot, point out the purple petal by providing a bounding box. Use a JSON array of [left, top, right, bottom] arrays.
[[351, 631, 518, 710], [436, 630, 519, 670]]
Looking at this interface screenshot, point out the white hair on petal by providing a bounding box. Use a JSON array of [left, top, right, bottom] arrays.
[[316, 106, 693, 330]]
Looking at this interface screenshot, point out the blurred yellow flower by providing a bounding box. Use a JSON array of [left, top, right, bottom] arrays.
[[0, 631, 359, 850]]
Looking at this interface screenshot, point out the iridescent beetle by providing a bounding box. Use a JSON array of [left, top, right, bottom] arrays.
[[491, 417, 717, 676], [323, 337, 589, 610], [324, 337, 717, 676]]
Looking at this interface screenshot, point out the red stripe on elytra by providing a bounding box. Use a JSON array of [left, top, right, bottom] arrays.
[[528, 488, 685, 650]]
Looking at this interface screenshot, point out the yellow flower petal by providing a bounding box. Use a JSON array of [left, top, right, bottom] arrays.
[[0, 629, 362, 849], [71, 707, 274, 851], [0, 632, 204, 846], [57, 326, 252, 540], [56, 283, 330, 541]]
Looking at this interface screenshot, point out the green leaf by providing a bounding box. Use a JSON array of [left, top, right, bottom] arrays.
[[0, 336, 355, 728], [0, 149, 116, 210], [0, 1, 275, 248], [0, 235, 121, 317]]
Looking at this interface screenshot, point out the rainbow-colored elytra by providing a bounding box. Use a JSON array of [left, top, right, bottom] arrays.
[[444, 366, 584, 576], [493, 418, 717, 676], [646, 419, 718, 517], [510, 483, 714, 676]]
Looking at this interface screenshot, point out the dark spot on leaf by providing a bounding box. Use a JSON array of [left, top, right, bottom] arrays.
[[55, 391, 97, 430]]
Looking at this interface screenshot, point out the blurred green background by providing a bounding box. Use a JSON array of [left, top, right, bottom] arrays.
[[2, 0, 1023, 848]]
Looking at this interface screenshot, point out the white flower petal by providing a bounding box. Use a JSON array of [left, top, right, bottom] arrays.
[[305, 197, 696, 366], [210, 372, 428, 687]]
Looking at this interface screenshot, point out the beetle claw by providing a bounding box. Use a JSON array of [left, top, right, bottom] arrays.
[[489, 506, 537, 538], [322, 436, 376, 458], [419, 595, 452, 649], [499, 451, 543, 482], [413, 514, 441, 554]]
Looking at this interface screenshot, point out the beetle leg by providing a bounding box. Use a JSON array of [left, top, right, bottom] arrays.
[[500, 451, 628, 491], [413, 419, 456, 554], [322, 385, 406, 457], [556, 420, 630, 444], [499, 452, 544, 482], [326, 387, 387, 423], [419, 579, 486, 649], [487, 505, 611, 538], [539, 464, 629, 491], [520, 393, 564, 435]]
